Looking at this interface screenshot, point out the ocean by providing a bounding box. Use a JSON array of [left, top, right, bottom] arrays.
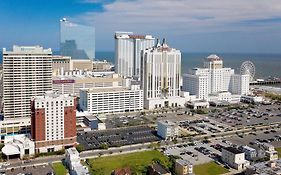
[[1, 51, 281, 79], [96, 52, 281, 79]]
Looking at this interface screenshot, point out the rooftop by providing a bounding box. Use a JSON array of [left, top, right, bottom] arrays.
[[176, 159, 192, 166], [205, 54, 222, 61], [80, 87, 133, 93], [150, 164, 170, 174], [223, 147, 243, 154], [3, 45, 52, 54], [52, 72, 121, 83], [66, 147, 79, 156], [158, 120, 177, 127], [32, 91, 74, 101]]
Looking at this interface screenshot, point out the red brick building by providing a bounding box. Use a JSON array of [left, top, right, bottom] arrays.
[[31, 91, 76, 153]]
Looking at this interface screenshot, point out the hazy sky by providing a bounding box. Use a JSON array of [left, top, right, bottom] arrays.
[[1, 0, 281, 53]]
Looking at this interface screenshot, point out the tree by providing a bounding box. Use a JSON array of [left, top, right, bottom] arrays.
[[99, 143, 108, 150], [76, 144, 85, 153]]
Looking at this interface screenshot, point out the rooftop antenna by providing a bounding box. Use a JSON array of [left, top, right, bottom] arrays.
[[162, 38, 168, 47], [156, 38, 160, 47]]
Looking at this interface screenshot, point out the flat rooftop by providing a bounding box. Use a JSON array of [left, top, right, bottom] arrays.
[[80, 87, 133, 93], [223, 147, 243, 154]]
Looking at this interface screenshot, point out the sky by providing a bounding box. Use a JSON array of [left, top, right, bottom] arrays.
[[1, 0, 281, 53]]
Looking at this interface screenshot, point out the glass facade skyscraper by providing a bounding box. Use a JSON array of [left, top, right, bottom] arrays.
[[60, 18, 95, 60]]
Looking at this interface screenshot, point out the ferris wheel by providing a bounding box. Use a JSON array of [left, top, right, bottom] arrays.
[[240, 61, 255, 81]]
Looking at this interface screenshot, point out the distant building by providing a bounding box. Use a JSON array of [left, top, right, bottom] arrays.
[[115, 32, 155, 79], [93, 60, 113, 72], [52, 73, 122, 96], [175, 159, 193, 175], [83, 115, 106, 130], [31, 91, 76, 153], [240, 95, 264, 104], [182, 74, 208, 100], [52, 56, 93, 76], [262, 143, 278, 161], [70, 59, 93, 71], [1, 134, 35, 159], [239, 145, 257, 161], [186, 100, 210, 110], [60, 18, 95, 60], [142, 39, 185, 109], [148, 164, 171, 175], [230, 74, 250, 95], [222, 147, 250, 170], [3, 45, 52, 120], [0, 117, 30, 141], [52, 55, 71, 75], [182, 55, 250, 102], [79, 85, 143, 114], [157, 120, 179, 140], [244, 159, 281, 175], [65, 147, 90, 175]]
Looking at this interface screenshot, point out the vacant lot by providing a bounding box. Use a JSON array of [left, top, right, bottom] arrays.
[[194, 162, 229, 175], [86, 150, 171, 175], [52, 162, 67, 175]]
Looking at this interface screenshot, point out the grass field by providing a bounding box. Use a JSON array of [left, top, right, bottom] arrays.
[[275, 147, 281, 158], [86, 150, 171, 175], [52, 162, 67, 175], [194, 162, 229, 175]]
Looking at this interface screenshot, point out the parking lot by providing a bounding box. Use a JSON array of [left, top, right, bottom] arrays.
[[4, 164, 53, 175], [104, 114, 153, 128], [77, 126, 161, 150], [207, 103, 281, 127], [164, 140, 229, 165], [229, 128, 281, 148]]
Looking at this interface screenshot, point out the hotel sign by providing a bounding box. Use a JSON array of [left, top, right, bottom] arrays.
[[53, 80, 75, 84]]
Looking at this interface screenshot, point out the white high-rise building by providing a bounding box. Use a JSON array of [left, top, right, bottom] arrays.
[[31, 91, 76, 153], [230, 74, 250, 95], [182, 74, 208, 100], [3, 45, 52, 119], [183, 55, 250, 101], [142, 39, 185, 109], [115, 32, 155, 79], [79, 85, 143, 114]]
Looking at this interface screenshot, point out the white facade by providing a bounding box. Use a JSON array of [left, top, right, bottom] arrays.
[[65, 148, 90, 175], [182, 74, 208, 100], [0, 117, 31, 141], [3, 45, 52, 119], [115, 32, 155, 79], [53, 73, 123, 96], [231, 74, 250, 95], [2, 134, 35, 159], [222, 147, 250, 171], [241, 146, 257, 160], [79, 86, 143, 114], [175, 159, 193, 175], [182, 54, 250, 102], [262, 143, 278, 161], [157, 120, 179, 140], [32, 91, 75, 143], [142, 39, 184, 109]]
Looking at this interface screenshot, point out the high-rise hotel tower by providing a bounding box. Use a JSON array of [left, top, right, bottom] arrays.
[[115, 32, 155, 79], [3, 45, 52, 119], [142, 39, 183, 109]]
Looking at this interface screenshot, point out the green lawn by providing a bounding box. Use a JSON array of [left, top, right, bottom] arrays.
[[86, 150, 171, 175], [194, 162, 229, 175], [275, 147, 281, 158], [52, 162, 67, 175]]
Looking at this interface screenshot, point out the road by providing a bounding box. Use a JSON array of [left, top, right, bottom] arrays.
[[2, 120, 281, 171], [0, 143, 151, 171]]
